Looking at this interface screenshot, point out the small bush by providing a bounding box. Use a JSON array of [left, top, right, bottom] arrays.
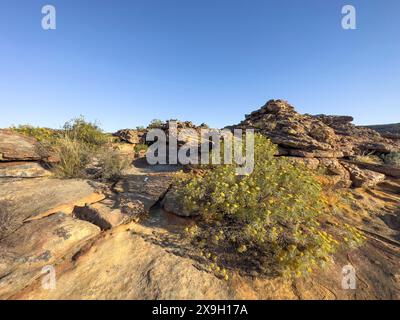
[[52, 136, 91, 178], [173, 134, 364, 278], [96, 149, 130, 181], [10, 125, 61, 144], [63, 116, 107, 147], [353, 152, 382, 165], [148, 119, 164, 129], [134, 143, 148, 153], [381, 152, 400, 167]]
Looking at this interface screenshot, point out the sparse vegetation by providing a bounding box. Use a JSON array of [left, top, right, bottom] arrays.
[[52, 135, 92, 178], [381, 152, 400, 167], [147, 119, 164, 129], [63, 116, 108, 148], [174, 134, 364, 278], [11, 125, 62, 144], [96, 149, 130, 181], [352, 152, 383, 165], [11, 117, 128, 181], [134, 143, 148, 153]]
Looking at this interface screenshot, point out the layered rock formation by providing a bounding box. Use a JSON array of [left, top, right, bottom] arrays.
[[0, 130, 55, 178], [113, 129, 147, 145], [233, 100, 400, 188]]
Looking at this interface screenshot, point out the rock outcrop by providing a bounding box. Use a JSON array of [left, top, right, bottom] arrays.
[[0, 130, 55, 178], [0, 129, 43, 161], [233, 100, 399, 188], [113, 174, 173, 212], [162, 187, 199, 217], [341, 162, 386, 188], [113, 129, 147, 145], [315, 115, 400, 154], [0, 162, 52, 178], [0, 178, 105, 238]]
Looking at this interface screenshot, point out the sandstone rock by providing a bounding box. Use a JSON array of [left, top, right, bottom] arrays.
[[162, 188, 199, 217], [285, 157, 320, 170], [343, 160, 400, 179], [0, 130, 42, 161], [341, 162, 386, 188], [0, 212, 100, 299], [0, 178, 105, 237], [6, 224, 230, 300], [315, 115, 400, 154], [0, 162, 52, 178], [234, 100, 344, 156], [285, 149, 344, 158], [73, 199, 145, 230], [318, 158, 352, 188], [234, 100, 399, 158], [113, 174, 173, 212], [113, 129, 147, 144]]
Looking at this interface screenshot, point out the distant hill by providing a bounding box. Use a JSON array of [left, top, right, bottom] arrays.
[[363, 123, 400, 135]]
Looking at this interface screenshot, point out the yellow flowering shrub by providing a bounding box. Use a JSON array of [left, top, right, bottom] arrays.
[[174, 134, 364, 278]]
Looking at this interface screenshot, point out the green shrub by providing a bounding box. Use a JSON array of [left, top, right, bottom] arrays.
[[173, 134, 364, 278], [63, 116, 107, 147], [147, 119, 164, 129], [134, 143, 148, 153], [10, 125, 61, 144], [381, 152, 400, 167], [353, 152, 382, 165], [96, 149, 130, 181], [52, 136, 91, 178]]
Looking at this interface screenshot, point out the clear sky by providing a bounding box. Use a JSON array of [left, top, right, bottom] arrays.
[[0, 0, 399, 131]]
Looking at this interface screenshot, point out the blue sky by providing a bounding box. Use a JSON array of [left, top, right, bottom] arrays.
[[0, 0, 399, 131]]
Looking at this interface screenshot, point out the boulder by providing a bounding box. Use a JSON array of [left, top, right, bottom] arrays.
[[341, 162, 386, 188], [162, 188, 199, 217], [319, 158, 352, 188], [0, 178, 105, 238], [113, 174, 173, 212], [0, 130, 42, 161], [73, 199, 145, 230], [0, 212, 100, 299], [0, 162, 52, 178], [113, 129, 146, 144], [342, 160, 400, 179], [285, 157, 320, 170]]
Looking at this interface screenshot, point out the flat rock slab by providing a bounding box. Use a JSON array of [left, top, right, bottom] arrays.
[[162, 188, 198, 217], [0, 162, 52, 178], [0, 178, 105, 237], [9, 224, 230, 299], [0, 212, 100, 299], [0, 130, 41, 161], [114, 174, 173, 211], [73, 199, 144, 230], [341, 162, 386, 188], [345, 160, 400, 179]]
